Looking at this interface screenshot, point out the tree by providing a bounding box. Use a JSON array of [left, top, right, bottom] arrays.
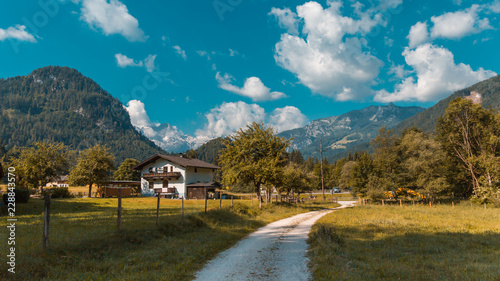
[[277, 163, 311, 198], [114, 158, 141, 181], [350, 152, 374, 195], [10, 141, 72, 191], [398, 130, 450, 199], [219, 122, 290, 204], [437, 97, 500, 200], [370, 127, 400, 192], [69, 145, 115, 197]]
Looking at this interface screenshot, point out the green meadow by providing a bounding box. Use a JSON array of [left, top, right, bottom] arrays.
[[308, 203, 500, 281], [0, 197, 339, 280]]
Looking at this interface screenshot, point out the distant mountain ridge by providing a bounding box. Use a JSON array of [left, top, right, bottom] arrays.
[[278, 103, 425, 159], [0, 66, 165, 163], [393, 74, 500, 134]]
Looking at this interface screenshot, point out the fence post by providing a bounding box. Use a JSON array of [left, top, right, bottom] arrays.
[[156, 192, 161, 226], [117, 188, 122, 231], [219, 192, 222, 209], [399, 199, 402, 207], [205, 188, 208, 214], [43, 194, 51, 248], [484, 203, 486, 209], [382, 199, 384, 206], [231, 195, 233, 206], [452, 202, 455, 209]]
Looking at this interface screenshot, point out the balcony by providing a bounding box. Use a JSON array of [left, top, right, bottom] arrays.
[[143, 172, 181, 180]]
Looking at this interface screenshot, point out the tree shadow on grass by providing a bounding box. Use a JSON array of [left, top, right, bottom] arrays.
[[310, 224, 500, 281], [0, 208, 267, 280]]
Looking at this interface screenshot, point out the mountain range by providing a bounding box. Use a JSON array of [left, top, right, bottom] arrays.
[[3, 66, 498, 165], [277, 103, 425, 159], [393, 74, 500, 134]]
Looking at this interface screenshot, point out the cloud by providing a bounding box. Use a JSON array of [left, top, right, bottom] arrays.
[[195, 102, 266, 141], [0, 25, 36, 42], [124, 100, 194, 151], [144, 54, 156, 73], [115, 53, 156, 72], [124, 100, 152, 128], [126, 100, 308, 151], [271, 1, 384, 101], [269, 106, 308, 132], [172, 45, 187, 60], [115, 53, 143, 68], [268, 7, 300, 35], [216, 72, 286, 102], [430, 5, 492, 40], [228, 49, 240, 57], [490, 0, 500, 13], [407, 21, 429, 49], [375, 43, 496, 102], [79, 0, 146, 42]]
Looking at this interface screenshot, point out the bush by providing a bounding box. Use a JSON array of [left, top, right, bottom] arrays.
[[49, 187, 73, 198], [14, 188, 31, 203]]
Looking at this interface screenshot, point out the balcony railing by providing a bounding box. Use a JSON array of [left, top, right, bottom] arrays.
[[143, 172, 181, 179]]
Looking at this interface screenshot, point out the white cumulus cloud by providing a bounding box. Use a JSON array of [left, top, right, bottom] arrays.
[[268, 7, 300, 35], [269, 106, 308, 132], [375, 44, 496, 102], [115, 53, 143, 68], [115, 53, 156, 72], [430, 5, 492, 40], [216, 72, 286, 102], [79, 0, 146, 42], [0, 25, 36, 42], [144, 54, 156, 73], [271, 1, 385, 101], [195, 101, 266, 141], [407, 21, 429, 49]]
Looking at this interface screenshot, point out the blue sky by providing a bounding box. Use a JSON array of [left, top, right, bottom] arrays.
[[1, 0, 499, 151]]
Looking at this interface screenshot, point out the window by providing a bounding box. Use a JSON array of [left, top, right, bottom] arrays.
[[195, 167, 197, 173], [170, 166, 173, 172]]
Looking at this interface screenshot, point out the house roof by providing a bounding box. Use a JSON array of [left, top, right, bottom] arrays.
[[133, 154, 220, 170]]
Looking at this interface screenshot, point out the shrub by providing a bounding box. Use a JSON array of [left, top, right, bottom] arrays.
[[49, 187, 73, 198], [14, 188, 31, 203]]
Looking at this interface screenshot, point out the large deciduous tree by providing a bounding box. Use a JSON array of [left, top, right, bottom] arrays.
[[398, 129, 450, 199], [219, 122, 290, 204], [10, 141, 72, 192], [437, 97, 500, 202], [69, 145, 115, 197], [114, 158, 141, 181]]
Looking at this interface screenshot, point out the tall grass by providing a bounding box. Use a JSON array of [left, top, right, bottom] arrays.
[[0, 197, 338, 280], [308, 203, 500, 280]]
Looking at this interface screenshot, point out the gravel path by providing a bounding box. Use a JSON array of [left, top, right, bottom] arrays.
[[194, 201, 356, 281]]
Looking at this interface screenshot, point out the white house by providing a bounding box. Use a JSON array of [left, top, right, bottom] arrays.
[[132, 154, 220, 199], [46, 175, 69, 188]]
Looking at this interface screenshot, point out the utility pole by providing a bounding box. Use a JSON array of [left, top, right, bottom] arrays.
[[320, 140, 325, 201]]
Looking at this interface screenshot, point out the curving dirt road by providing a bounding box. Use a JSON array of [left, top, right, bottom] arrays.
[[194, 201, 355, 281]]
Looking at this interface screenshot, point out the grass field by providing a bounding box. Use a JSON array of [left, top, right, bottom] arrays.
[[0, 196, 339, 280], [308, 203, 500, 280]]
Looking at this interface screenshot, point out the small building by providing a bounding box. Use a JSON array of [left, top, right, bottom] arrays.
[[132, 154, 220, 199], [96, 180, 141, 197]]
